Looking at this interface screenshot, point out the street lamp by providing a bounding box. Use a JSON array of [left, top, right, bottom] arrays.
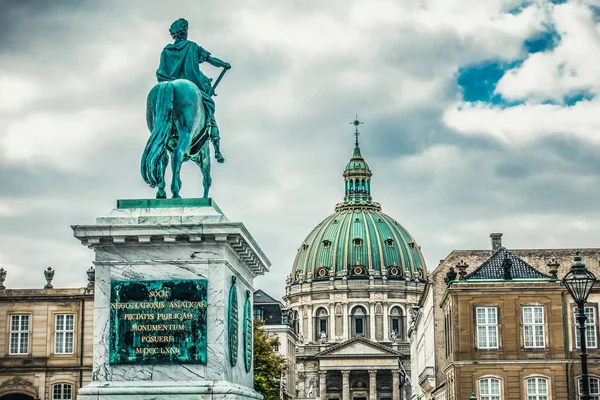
[[563, 250, 597, 400]]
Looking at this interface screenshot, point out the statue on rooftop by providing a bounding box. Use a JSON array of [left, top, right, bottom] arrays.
[[141, 18, 231, 199]]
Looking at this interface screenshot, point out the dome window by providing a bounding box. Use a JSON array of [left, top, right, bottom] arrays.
[[350, 264, 367, 276], [377, 218, 383, 223], [409, 241, 416, 249], [302, 243, 309, 251], [316, 266, 329, 278], [353, 238, 363, 247], [385, 238, 394, 248], [322, 240, 332, 249], [355, 217, 360, 223]]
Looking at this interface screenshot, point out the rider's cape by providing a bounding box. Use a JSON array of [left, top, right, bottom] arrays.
[[156, 40, 215, 117], [156, 40, 216, 157]]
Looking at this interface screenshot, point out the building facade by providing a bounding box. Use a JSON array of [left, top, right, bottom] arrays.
[[0, 269, 94, 400], [411, 233, 600, 400], [253, 289, 297, 399], [284, 135, 426, 400]]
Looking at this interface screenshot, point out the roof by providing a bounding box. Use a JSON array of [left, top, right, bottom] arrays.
[[253, 289, 283, 306], [465, 247, 551, 280], [315, 336, 404, 358]]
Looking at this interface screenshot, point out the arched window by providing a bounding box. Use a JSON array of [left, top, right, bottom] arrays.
[[53, 383, 73, 400], [291, 310, 300, 334], [526, 377, 548, 400], [316, 308, 328, 338], [479, 377, 501, 400], [579, 376, 600, 399], [389, 307, 405, 340], [352, 306, 368, 337]]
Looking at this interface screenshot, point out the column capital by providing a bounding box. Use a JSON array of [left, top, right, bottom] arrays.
[[392, 370, 400, 378], [319, 370, 328, 377], [342, 370, 351, 378], [368, 370, 377, 378]]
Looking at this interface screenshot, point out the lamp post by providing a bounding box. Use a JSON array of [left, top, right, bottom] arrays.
[[563, 250, 597, 400]]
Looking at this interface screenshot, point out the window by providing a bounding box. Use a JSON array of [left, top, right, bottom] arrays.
[[9, 314, 29, 354], [273, 344, 280, 352], [526, 378, 548, 400], [292, 311, 300, 334], [55, 314, 75, 354], [576, 307, 598, 349], [254, 308, 263, 320], [353, 238, 363, 247], [352, 306, 367, 337], [53, 383, 72, 400], [444, 312, 453, 358], [385, 239, 394, 248], [479, 378, 501, 400], [322, 240, 331, 249], [389, 307, 404, 340], [579, 377, 600, 400], [316, 308, 328, 338], [523, 306, 545, 348], [476, 307, 498, 349]]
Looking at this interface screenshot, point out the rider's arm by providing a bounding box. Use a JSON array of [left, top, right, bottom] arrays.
[[206, 55, 231, 69]]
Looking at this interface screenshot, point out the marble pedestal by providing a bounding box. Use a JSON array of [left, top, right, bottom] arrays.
[[72, 198, 269, 400]]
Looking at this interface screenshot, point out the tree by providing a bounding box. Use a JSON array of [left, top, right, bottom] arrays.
[[253, 318, 287, 400]]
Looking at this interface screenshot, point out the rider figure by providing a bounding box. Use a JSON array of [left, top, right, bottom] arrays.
[[156, 18, 230, 160]]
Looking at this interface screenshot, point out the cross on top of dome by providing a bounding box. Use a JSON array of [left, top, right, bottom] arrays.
[[350, 115, 364, 147]]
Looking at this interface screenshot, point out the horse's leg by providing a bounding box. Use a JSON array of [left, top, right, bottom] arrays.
[[156, 151, 169, 199], [171, 127, 191, 198], [194, 144, 212, 198]]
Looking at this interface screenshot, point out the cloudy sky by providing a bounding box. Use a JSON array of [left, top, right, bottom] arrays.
[[1, 0, 600, 300]]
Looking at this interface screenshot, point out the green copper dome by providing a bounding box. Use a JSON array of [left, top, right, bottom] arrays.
[[290, 140, 426, 283]]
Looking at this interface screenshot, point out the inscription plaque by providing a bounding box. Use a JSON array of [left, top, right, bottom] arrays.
[[109, 279, 207, 365]]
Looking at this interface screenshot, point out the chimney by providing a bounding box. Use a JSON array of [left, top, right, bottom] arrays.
[[490, 233, 503, 250]]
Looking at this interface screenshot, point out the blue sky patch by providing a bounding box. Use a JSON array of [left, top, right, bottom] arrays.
[[457, 60, 522, 104], [524, 28, 561, 53]]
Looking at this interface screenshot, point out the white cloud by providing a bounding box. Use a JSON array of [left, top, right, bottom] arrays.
[[0, 109, 135, 169], [0, 74, 41, 112], [443, 97, 600, 145], [496, 2, 600, 102]]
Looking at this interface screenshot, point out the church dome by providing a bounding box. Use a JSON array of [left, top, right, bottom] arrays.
[[290, 130, 426, 283]]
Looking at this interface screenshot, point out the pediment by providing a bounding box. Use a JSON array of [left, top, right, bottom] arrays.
[[316, 337, 401, 358]]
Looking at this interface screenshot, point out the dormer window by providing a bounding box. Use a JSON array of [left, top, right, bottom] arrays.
[[385, 239, 394, 248], [409, 241, 416, 249], [302, 243, 309, 251], [322, 240, 331, 249], [353, 238, 363, 247]]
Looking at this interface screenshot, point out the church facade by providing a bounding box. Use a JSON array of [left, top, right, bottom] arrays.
[[284, 133, 426, 400]]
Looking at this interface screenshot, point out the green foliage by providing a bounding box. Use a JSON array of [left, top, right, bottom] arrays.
[[253, 319, 287, 400]]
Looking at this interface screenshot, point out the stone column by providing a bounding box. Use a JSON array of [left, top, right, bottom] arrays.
[[319, 371, 327, 399], [329, 303, 335, 341], [342, 370, 351, 400], [392, 370, 400, 400], [343, 303, 349, 339], [368, 370, 377, 400], [369, 303, 376, 340], [383, 304, 389, 341], [307, 305, 314, 343]]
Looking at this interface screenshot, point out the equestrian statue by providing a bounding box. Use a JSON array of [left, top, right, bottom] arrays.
[[141, 18, 231, 198]]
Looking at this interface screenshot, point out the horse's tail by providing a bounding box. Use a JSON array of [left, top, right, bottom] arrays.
[[141, 82, 174, 187]]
